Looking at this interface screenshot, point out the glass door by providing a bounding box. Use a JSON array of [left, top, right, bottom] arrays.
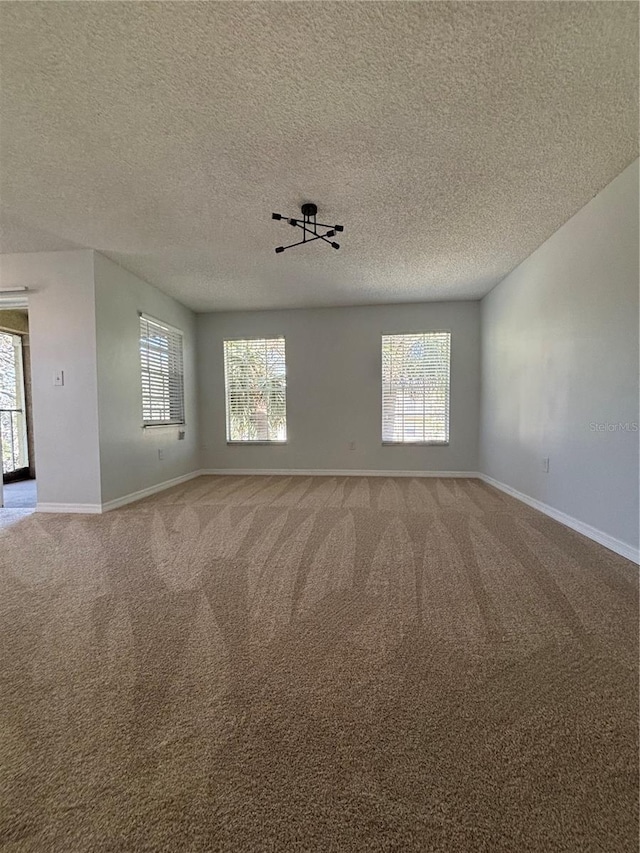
[[0, 331, 29, 480]]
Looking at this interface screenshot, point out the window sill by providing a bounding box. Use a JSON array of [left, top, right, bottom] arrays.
[[382, 441, 449, 446], [142, 423, 185, 431], [226, 441, 288, 446]]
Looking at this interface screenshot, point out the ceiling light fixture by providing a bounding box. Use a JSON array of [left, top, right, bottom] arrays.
[[272, 203, 343, 254]]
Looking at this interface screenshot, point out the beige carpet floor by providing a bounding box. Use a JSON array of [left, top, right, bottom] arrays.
[[0, 475, 637, 852]]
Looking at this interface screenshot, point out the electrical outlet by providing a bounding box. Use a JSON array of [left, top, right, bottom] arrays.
[[542, 456, 550, 473], [177, 430, 185, 441], [158, 449, 164, 461], [349, 441, 356, 451]]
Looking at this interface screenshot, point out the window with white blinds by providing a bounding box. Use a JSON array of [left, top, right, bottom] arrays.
[[382, 332, 451, 444], [139, 313, 185, 426], [223, 337, 287, 442]]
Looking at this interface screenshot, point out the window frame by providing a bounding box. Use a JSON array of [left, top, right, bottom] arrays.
[[223, 335, 287, 445], [139, 312, 185, 428], [381, 330, 451, 446]]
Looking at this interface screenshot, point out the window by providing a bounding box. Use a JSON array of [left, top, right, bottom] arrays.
[[382, 332, 451, 444], [224, 338, 286, 442], [0, 331, 29, 474], [139, 313, 185, 426]]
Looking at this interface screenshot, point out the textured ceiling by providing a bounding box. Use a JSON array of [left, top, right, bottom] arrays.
[[0, 2, 637, 312]]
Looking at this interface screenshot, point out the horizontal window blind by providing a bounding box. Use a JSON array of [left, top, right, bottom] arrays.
[[139, 313, 185, 425], [224, 338, 286, 442], [382, 332, 450, 444]]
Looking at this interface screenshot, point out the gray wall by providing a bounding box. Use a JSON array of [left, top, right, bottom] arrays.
[[0, 250, 102, 507], [197, 302, 480, 473], [0, 250, 201, 508], [94, 253, 199, 504], [480, 158, 639, 551]]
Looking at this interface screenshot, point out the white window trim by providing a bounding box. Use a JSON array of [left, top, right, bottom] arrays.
[[139, 312, 185, 428], [223, 336, 287, 444], [381, 330, 451, 446]]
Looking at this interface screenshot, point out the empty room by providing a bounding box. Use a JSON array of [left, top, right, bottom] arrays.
[[0, 2, 638, 851]]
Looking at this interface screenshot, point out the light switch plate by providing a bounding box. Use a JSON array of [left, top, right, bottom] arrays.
[[54, 370, 64, 386]]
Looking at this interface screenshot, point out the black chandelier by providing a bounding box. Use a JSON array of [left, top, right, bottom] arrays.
[[272, 203, 343, 253]]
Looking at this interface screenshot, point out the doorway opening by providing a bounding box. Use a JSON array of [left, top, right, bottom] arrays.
[[0, 309, 36, 509]]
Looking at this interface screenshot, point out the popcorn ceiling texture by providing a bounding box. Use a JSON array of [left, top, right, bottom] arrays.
[[0, 1, 637, 312]]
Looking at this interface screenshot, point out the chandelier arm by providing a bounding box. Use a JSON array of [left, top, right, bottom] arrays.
[[277, 233, 327, 252], [310, 219, 342, 230], [291, 223, 338, 248], [289, 220, 333, 239], [288, 222, 338, 246], [314, 232, 339, 248], [277, 214, 342, 230]]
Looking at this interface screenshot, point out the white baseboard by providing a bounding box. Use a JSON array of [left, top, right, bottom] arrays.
[[479, 473, 639, 564], [198, 468, 479, 478], [33, 470, 475, 515], [101, 470, 202, 512], [35, 472, 202, 514], [36, 503, 103, 514]]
